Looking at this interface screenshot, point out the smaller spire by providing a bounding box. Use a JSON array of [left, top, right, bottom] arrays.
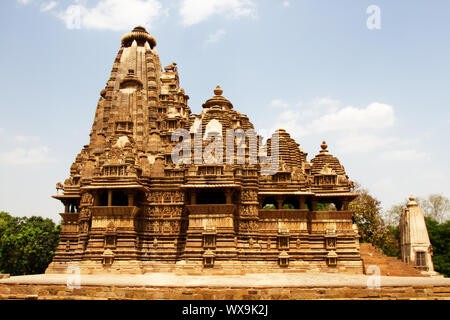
[[202, 85, 233, 110], [121, 26, 156, 48], [214, 85, 223, 96], [132, 26, 147, 33], [320, 140, 328, 153], [407, 195, 418, 207]]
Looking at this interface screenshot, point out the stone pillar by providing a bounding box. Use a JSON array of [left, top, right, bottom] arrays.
[[298, 198, 305, 210], [276, 198, 283, 210], [311, 200, 317, 211], [108, 190, 113, 206], [342, 200, 349, 211], [127, 192, 134, 206], [65, 203, 70, 213], [190, 192, 196, 205], [93, 191, 99, 206], [225, 190, 232, 204]]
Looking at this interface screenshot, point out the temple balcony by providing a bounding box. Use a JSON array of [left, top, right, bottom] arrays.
[[59, 212, 79, 222], [91, 206, 140, 217], [186, 204, 236, 215], [258, 209, 309, 219]]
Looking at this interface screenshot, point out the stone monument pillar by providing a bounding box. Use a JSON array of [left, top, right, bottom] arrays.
[[399, 196, 435, 275]]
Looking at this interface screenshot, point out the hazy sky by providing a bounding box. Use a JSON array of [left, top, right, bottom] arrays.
[[1, 0, 449, 222]]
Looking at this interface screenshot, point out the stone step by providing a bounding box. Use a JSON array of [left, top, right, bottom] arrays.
[[359, 243, 425, 277]]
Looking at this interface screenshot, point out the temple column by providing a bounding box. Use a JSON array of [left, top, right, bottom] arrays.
[[298, 197, 305, 210], [342, 200, 349, 211], [225, 190, 232, 204], [310, 200, 317, 211], [190, 192, 196, 205], [108, 190, 113, 206], [64, 203, 70, 213], [127, 192, 134, 206], [93, 191, 99, 206], [276, 198, 283, 210]]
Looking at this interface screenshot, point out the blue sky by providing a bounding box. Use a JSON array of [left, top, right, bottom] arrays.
[[1, 0, 449, 222]]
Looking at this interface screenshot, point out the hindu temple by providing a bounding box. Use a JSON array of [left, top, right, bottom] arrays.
[[399, 196, 435, 275], [47, 26, 362, 274]]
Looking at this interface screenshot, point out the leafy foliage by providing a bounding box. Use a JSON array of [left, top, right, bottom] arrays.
[[425, 217, 450, 277], [316, 203, 335, 211], [422, 194, 450, 223], [0, 211, 60, 276], [349, 183, 399, 257]]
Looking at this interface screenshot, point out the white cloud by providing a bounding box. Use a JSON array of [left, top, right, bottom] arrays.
[[14, 135, 41, 143], [336, 134, 397, 154], [179, 0, 256, 26], [379, 149, 431, 162], [57, 0, 163, 31], [205, 28, 226, 44], [17, 0, 32, 5], [0, 146, 55, 165], [269, 98, 290, 109], [268, 99, 395, 141], [40, 1, 58, 12], [299, 97, 340, 118], [282, 1, 290, 7], [310, 102, 395, 133]]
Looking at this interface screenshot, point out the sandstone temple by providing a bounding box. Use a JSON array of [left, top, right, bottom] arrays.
[[399, 196, 435, 274], [47, 26, 362, 274]]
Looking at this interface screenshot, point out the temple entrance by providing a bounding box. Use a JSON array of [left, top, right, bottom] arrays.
[[112, 190, 128, 206], [197, 190, 226, 204]]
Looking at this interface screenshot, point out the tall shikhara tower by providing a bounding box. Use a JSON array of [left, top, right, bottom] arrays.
[[48, 27, 361, 274]]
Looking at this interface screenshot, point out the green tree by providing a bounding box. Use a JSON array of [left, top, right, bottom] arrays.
[[425, 217, 450, 277], [383, 202, 407, 227], [316, 203, 336, 211], [349, 183, 399, 257], [422, 194, 450, 223], [0, 212, 60, 276]]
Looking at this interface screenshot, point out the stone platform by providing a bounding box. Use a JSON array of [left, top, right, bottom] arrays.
[[0, 272, 449, 300]]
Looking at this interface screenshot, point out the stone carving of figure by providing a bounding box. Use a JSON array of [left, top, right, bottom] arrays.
[[64, 177, 73, 186], [164, 62, 177, 72], [81, 192, 94, 205], [153, 221, 160, 232], [162, 221, 170, 233], [250, 220, 258, 231], [163, 192, 171, 203], [56, 182, 64, 194]]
